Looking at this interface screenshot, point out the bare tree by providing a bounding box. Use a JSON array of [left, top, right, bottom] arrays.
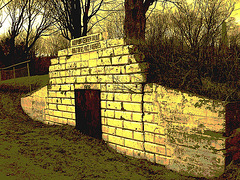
[[50, 0, 103, 40], [123, 0, 181, 44], [4, 0, 53, 64]]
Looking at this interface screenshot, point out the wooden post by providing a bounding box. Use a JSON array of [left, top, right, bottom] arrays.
[[13, 67, 16, 79], [13, 66, 16, 85], [27, 62, 31, 92], [0, 68, 1, 81]]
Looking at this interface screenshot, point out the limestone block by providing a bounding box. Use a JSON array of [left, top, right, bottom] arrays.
[[67, 54, 81, 63], [105, 66, 121, 74], [145, 132, 155, 143], [48, 91, 57, 98], [155, 134, 166, 145], [66, 77, 76, 84], [100, 40, 107, 49], [106, 84, 123, 92], [81, 52, 90, 60], [60, 64, 66, 71], [97, 75, 113, 83], [101, 101, 107, 108], [122, 84, 142, 93], [102, 125, 116, 135], [97, 57, 112, 66], [101, 92, 114, 101], [97, 67, 105, 74], [131, 73, 146, 83], [114, 75, 131, 83], [59, 57, 66, 64], [49, 103, 57, 110], [145, 152, 155, 163], [107, 118, 123, 128], [144, 122, 165, 134], [132, 94, 142, 102], [62, 112, 73, 119], [51, 58, 59, 65], [53, 110, 63, 117], [89, 59, 97, 67], [56, 91, 66, 98], [125, 139, 144, 151], [76, 76, 86, 83], [143, 93, 153, 102], [67, 106, 75, 112], [68, 120, 76, 126], [132, 113, 142, 122], [61, 84, 71, 91], [49, 66, 54, 72], [90, 67, 97, 74], [108, 135, 124, 146], [143, 113, 154, 123], [112, 55, 129, 65], [145, 142, 165, 155], [66, 91, 75, 98], [81, 68, 89, 75], [89, 51, 98, 60], [133, 132, 144, 141], [66, 62, 77, 70], [122, 45, 132, 55], [155, 155, 170, 166], [124, 121, 142, 131], [107, 101, 122, 110], [123, 102, 142, 112], [76, 61, 88, 68], [114, 93, 131, 101], [143, 102, 158, 113], [58, 104, 67, 111], [102, 133, 108, 141], [115, 111, 132, 120], [99, 48, 114, 57], [58, 48, 71, 56], [104, 110, 115, 118], [87, 75, 98, 83], [116, 129, 133, 139], [126, 63, 148, 73], [62, 99, 73, 105], [113, 46, 123, 56], [133, 149, 145, 159], [60, 71, 66, 77]]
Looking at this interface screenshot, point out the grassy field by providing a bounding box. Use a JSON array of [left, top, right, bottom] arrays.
[[0, 75, 238, 179]]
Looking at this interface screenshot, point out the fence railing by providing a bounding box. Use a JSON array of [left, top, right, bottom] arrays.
[[0, 60, 31, 81], [0, 60, 32, 91]]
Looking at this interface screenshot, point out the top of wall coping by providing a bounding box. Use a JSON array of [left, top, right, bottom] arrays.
[[71, 32, 108, 47]]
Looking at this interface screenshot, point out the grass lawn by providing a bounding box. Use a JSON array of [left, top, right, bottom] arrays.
[[0, 75, 238, 179]]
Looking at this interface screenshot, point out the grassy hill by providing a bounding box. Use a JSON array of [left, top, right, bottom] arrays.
[[0, 75, 239, 179]]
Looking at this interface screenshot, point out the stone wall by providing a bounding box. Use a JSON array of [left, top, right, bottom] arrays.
[[143, 84, 226, 177], [21, 86, 47, 122], [21, 32, 227, 178]]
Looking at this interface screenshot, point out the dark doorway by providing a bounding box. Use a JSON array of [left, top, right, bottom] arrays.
[[75, 89, 102, 139]]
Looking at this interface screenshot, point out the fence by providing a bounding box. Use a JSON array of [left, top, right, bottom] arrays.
[[0, 60, 31, 81]]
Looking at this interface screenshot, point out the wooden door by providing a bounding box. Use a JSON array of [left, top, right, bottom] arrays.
[[75, 89, 102, 139]]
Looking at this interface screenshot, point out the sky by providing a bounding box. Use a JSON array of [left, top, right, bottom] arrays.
[[232, 2, 240, 24], [0, 0, 239, 35]]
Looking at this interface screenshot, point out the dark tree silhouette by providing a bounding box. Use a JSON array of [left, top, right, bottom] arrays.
[[51, 0, 103, 40]]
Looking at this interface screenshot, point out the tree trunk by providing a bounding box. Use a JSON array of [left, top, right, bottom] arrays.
[[124, 0, 146, 45], [71, 0, 81, 39]]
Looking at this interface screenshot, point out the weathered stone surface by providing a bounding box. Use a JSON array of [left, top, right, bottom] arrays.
[[21, 33, 228, 179]]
